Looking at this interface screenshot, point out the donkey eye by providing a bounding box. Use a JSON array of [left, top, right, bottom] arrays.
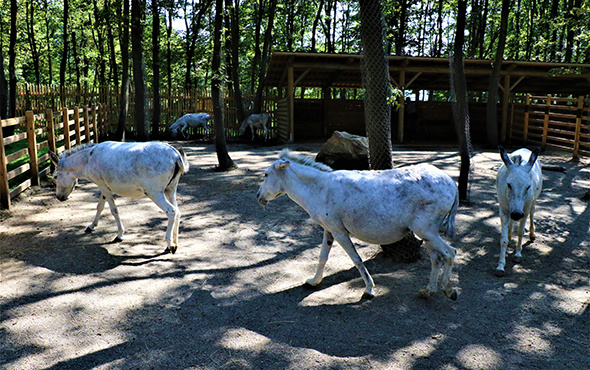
[[526, 185, 531, 191], [264, 173, 268, 177], [507, 183, 512, 189]]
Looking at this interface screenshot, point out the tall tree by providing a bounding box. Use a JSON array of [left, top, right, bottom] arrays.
[[8, 0, 17, 119], [25, 0, 41, 85], [486, 0, 510, 148], [253, 0, 277, 113], [211, 0, 236, 171], [131, 0, 149, 141], [59, 0, 69, 90], [451, 0, 472, 201], [359, 0, 392, 170], [227, 0, 246, 124], [152, 0, 161, 138], [117, 0, 130, 141]]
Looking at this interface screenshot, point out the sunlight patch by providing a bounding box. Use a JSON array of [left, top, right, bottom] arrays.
[[456, 344, 503, 369], [512, 326, 553, 355], [220, 328, 270, 350], [386, 335, 446, 368]]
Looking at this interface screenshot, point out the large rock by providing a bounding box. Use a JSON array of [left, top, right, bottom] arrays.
[[315, 131, 370, 170]]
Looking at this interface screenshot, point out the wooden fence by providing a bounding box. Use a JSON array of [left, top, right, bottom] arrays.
[[1, 105, 105, 209], [510, 94, 590, 159], [16, 83, 279, 140]]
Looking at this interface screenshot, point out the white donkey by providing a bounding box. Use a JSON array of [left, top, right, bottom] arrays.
[[239, 113, 270, 141], [170, 113, 211, 139], [495, 146, 542, 276], [257, 149, 459, 300], [50, 141, 189, 254]]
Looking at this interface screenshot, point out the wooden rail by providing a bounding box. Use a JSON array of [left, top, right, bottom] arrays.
[[518, 94, 589, 160], [0, 105, 104, 209]]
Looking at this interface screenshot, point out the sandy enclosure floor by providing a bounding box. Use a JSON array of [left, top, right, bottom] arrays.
[[1, 142, 589, 369]]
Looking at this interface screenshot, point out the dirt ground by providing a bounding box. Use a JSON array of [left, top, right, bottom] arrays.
[[1, 141, 589, 370]]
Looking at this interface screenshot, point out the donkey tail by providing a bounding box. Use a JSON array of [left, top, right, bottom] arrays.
[[441, 189, 459, 237], [176, 147, 190, 174]]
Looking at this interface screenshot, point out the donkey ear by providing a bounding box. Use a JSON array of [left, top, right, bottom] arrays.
[[277, 160, 290, 170], [527, 147, 540, 167], [498, 146, 512, 167], [49, 151, 60, 166]]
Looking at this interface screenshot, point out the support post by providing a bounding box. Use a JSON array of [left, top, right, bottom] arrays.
[[500, 75, 510, 142], [63, 107, 71, 150], [573, 95, 584, 160], [74, 106, 82, 146], [397, 70, 405, 143], [0, 118, 10, 209], [26, 111, 40, 186], [542, 95, 551, 149], [287, 65, 294, 143], [523, 94, 530, 143]]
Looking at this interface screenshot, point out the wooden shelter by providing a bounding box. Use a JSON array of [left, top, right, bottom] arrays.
[[264, 51, 590, 143]]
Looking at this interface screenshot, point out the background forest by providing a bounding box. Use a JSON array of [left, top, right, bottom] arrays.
[[1, 0, 589, 121]]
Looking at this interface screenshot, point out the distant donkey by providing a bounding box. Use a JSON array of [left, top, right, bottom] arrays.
[[495, 146, 542, 276], [169, 113, 211, 139], [239, 113, 270, 141]]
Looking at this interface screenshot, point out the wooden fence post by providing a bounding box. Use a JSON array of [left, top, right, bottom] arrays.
[[0, 118, 10, 209], [74, 106, 82, 146], [63, 107, 71, 150], [26, 111, 40, 186], [83, 105, 91, 143], [573, 95, 584, 160], [46, 108, 56, 155], [542, 94, 551, 149], [523, 94, 530, 144], [92, 104, 99, 142]]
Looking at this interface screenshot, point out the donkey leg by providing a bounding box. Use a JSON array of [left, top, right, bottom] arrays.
[[149, 192, 178, 253], [332, 232, 375, 299], [165, 185, 180, 246], [528, 204, 536, 241], [417, 235, 457, 300], [305, 230, 334, 288], [86, 194, 107, 233], [496, 211, 511, 276], [513, 217, 527, 264], [104, 194, 124, 242]]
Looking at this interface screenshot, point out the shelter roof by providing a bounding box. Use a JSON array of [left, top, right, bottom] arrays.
[[264, 51, 590, 95]]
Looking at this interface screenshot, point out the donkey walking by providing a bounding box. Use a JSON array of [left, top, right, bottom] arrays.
[[50, 141, 189, 254], [495, 146, 542, 276], [257, 149, 459, 300]]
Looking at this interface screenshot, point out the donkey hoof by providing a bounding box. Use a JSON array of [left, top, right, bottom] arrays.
[[445, 289, 458, 301], [85, 227, 94, 234], [361, 292, 375, 300], [512, 255, 522, 264], [112, 236, 123, 243], [494, 269, 505, 277], [417, 288, 435, 299], [165, 245, 177, 254], [303, 282, 319, 290]]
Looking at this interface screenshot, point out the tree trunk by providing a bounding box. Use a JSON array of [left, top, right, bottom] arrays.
[[359, 0, 393, 170], [25, 0, 41, 85], [131, 0, 149, 141], [105, 0, 119, 87], [117, 0, 130, 141], [486, 0, 510, 148], [212, 0, 236, 171], [152, 0, 161, 138], [254, 0, 278, 113], [0, 49, 7, 119], [396, 0, 407, 55], [166, 8, 172, 94], [8, 0, 17, 119], [451, 0, 472, 202], [228, 0, 246, 123], [44, 0, 53, 84], [60, 0, 69, 92], [311, 0, 325, 52]]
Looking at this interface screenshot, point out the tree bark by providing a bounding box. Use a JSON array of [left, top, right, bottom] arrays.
[[359, 0, 393, 170], [451, 0, 472, 202], [117, 0, 130, 141], [254, 0, 278, 113], [131, 0, 149, 141], [227, 0, 246, 123], [152, 0, 161, 138], [212, 0, 236, 171], [8, 0, 17, 119], [25, 0, 41, 85], [60, 0, 69, 92], [486, 0, 510, 148]]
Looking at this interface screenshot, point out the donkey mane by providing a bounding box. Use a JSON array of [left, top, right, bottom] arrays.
[[279, 149, 333, 172], [59, 142, 98, 160]]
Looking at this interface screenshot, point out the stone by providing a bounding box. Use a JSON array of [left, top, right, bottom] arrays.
[[315, 131, 370, 170]]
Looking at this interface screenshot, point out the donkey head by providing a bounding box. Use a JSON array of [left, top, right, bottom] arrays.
[[498, 146, 540, 220]]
